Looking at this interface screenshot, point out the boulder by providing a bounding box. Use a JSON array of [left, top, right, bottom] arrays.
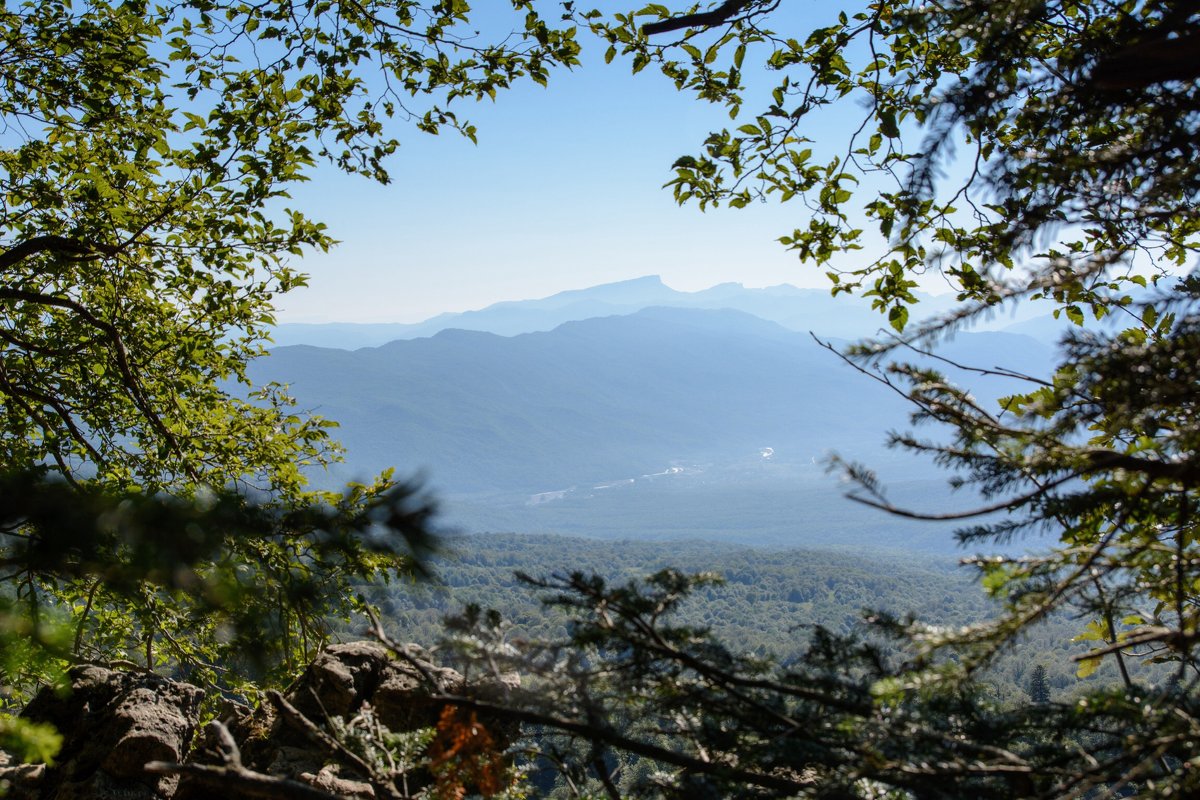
[[289, 642, 464, 732], [0, 752, 44, 800], [15, 665, 204, 800]]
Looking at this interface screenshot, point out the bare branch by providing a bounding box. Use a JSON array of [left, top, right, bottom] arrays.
[[144, 761, 345, 800], [844, 474, 1075, 521], [266, 689, 388, 795]]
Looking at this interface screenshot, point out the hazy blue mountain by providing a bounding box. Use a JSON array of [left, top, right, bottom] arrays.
[[999, 310, 1126, 341], [263, 321, 429, 351], [257, 307, 904, 492], [251, 306, 1054, 553], [270, 275, 997, 348]]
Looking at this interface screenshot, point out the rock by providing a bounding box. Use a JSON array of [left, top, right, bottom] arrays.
[[365, 646, 464, 732], [288, 642, 394, 721], [16, 665, 203, 800], [286, 642, 464, 729], [4, 642, 519, 800], [228, 641, 468, 782], [0, 757, 44, 800], [183, 641, 519, 799]]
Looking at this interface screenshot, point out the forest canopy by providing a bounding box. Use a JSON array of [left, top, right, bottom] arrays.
[[2, 0, 1200, 798]]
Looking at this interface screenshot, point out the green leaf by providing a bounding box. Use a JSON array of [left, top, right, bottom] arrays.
[[1076, 656, 1102, 679], [879, 110, 899, 139], [0, 715, 62, 764]]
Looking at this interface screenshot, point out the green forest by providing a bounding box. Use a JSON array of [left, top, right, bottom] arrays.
[[367, 534, 1166, 708], [3, 0, 1200, 798]]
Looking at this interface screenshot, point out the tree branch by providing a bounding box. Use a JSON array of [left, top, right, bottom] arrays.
[[431, 694, 814, 795], [266, 690, 388, 794], [0, 286, 183, 468], [144, 761, 345, 800], [0, 235, 119, 271], [1082, 449, 1200, 484], [642, 0, 755, 36], [844, 473, 1076, 521], [1092, 29, 1200, 90]]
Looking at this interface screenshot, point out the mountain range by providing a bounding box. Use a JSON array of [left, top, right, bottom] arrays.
[[251, 299, 1057, 553], [270, 275, 1063, 348]]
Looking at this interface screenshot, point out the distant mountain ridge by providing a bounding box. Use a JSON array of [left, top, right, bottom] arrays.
[[258, 306, 867, 492], [270, 275, 1017, 348]]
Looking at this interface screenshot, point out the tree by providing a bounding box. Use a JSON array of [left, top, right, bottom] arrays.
[[402, 1, 1200, 797], [1027, 664, 1052, 705], [0, 0, 581, 698], [5, 0, 1200, 796]]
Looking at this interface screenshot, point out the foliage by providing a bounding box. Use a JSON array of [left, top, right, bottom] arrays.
[[1027, 664, 1052, 705], [582, 0, 1199, 320], [0, 469, 439, 696], [0, 0, 580, 741], [428, 706, 508, 799], [392, 1, 1200, 797], [4, 0, 1199, 796], [368, 533, 1154, 705], [430, 569, 1190, 799], [0, 714, 61, 765], [301, 696, 522, 800], [327, 709, 437, 795]]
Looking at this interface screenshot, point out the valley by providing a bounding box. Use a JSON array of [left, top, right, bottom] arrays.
[[255, 278, 1057, 554]]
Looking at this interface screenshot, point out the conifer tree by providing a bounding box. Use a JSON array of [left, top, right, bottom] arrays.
[[422, 2, 1200, 797], [1027, 664, 1052, 706]]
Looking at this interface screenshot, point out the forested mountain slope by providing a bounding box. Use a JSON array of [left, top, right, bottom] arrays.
[[251, 306, 1053, 551], [255, 307, 1052, 492]]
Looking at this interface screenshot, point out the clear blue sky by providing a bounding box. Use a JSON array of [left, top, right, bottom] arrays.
[[276, 8, 939, 323]]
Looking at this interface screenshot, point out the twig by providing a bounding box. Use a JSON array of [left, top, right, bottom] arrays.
[[144, 761, 344, 800], [267, 689, 407, 800], [364, 605, 441, 689], [266, 690, 379, 782], [843, 474, 1074, 521]]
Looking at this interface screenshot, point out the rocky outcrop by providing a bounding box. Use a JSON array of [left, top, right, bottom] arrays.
[[3, 665, 205, 800], [289, 641, 466, 729], [2, 642, 518, 800]]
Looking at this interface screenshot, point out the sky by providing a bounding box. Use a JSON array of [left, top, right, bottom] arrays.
[[275, 5, 915, 324]]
